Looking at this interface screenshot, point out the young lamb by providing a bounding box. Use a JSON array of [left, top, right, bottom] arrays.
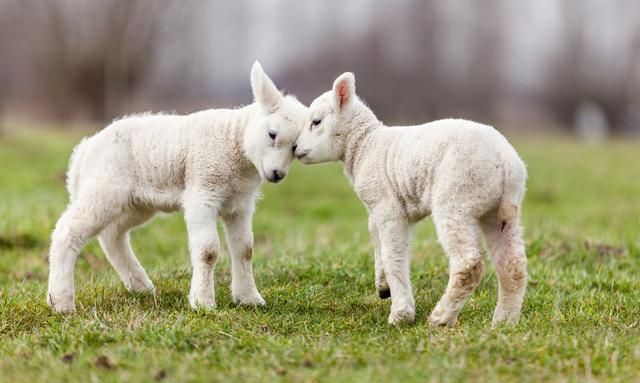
[[47, 62, 308, 313], [294, 73, 527, 327]]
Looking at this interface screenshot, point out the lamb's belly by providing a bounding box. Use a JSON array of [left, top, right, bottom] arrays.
[[403, 199, 431, 223], [394, 173, 432, 223], [135, 186, 183, 213], [218, 177, 261, 217], [219, 194, 248, 217]]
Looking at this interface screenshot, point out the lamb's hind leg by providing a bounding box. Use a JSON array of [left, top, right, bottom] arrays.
[[481, 213, 527, 326], [98, 209, 155, 294], [47, 203, 114, 312], [429, 213, 485, 327]]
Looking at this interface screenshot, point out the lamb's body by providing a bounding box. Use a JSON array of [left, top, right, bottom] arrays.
[[349, 119, 526, 225], [295, 73, 528, 326], [69, 109, 259, 216], [347, 119, 527, 326], [47, 62, 307, 312]]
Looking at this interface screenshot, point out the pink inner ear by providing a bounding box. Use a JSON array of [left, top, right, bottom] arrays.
[[337, 81, 349, 109]]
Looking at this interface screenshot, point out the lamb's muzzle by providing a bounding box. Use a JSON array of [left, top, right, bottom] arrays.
[[294, 148, 309, 160], [267, 169, 286, 183]]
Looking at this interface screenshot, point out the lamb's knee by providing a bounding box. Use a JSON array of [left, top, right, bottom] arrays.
[[54, 202, 111, 246], [202, 237, 221, 264], [238, 245, 253, 261], [201, 247, 218, 266], [190, 231, 220, 266], [453, 255, 485, 292], [497, 257, 527, 293], [50, 222, 88, 258]]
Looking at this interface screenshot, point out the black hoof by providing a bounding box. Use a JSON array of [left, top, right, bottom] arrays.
[[378, 288, 391, 299]]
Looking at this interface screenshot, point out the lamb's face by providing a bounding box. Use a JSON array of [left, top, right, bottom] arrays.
[[295, 72, 356, 165], [246, 97, 307, 183], [294, 91, 343, 164], [245, 62, 308, 183]]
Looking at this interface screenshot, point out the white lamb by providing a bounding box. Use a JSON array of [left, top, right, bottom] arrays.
[[47, 62, 308, 313], [294, 73, 528, 327]]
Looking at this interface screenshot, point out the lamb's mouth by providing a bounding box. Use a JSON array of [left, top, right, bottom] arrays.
[[297, 155, 312, 165], [262, 167, 285, 183], [265, 175, 284, 183]]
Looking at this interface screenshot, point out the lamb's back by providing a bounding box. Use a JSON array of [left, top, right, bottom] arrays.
[[68, 112, 213, 199], [356, 119, 522, 219]]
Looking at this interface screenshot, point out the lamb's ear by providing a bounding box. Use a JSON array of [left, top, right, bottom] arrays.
[[251, 61, 282, 113], [332, 72, 356, 111]]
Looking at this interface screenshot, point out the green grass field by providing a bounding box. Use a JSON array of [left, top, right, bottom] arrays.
[[1, 127, 639, 382]]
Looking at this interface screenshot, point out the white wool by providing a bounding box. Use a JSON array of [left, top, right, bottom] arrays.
[[296, 73, 528, 327], [47, 62, 308, 312]]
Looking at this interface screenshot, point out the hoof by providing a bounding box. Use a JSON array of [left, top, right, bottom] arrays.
[[492, 309, 521, 328], [233, 293, 266, 306], [189, 295, 216, 310], [378, 288, 391, 299], [428, 310, 458, 328], [47, 292, 76, 313], [126, 278, 156, 294], [388, 307, 415, 326]]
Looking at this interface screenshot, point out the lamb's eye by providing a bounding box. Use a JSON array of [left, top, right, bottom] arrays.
[[311, 118, 322, 127], [268, 130, 277, 140]]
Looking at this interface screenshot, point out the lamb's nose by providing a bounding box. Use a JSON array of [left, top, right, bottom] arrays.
[[295, 149, 309, 160], [271, 170, 285, 182]]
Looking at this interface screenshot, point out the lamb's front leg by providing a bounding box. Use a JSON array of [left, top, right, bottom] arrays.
[[184, 201, 220, 309], [368, 217, 389, 299], [372, 212, 415, 325], [222, 208, 265, 306]]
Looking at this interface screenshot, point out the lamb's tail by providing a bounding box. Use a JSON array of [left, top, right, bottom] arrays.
[[497, 156, 527, 232], [66, 137, 89, 202]]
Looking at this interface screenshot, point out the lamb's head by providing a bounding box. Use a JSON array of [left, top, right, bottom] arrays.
[[244, 61, 308, 183], [294, 72, 357, 164]]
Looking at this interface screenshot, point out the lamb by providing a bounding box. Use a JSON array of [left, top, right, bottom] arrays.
[[46, 62, 308, 313], [294, 73, 528, 327]]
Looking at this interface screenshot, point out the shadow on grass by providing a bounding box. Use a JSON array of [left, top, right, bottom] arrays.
[[0, 233, 44, 250]]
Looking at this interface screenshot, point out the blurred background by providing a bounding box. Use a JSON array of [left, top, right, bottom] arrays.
[[1, 0, 639, 139]]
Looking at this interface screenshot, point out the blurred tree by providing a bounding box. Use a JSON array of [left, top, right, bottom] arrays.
[[0, 0, 11, 134], [544, 0, 640, 135], [20, 0, 195, 121], [282, 0, 505, 123]]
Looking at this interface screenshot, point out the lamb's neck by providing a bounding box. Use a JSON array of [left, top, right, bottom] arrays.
[[231, 103, 258, 141], [342, 109, 382, 179], [229, 103, 261, 177]]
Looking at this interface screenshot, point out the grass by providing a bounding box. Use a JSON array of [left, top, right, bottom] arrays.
[[1, 126, 639, 382]]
